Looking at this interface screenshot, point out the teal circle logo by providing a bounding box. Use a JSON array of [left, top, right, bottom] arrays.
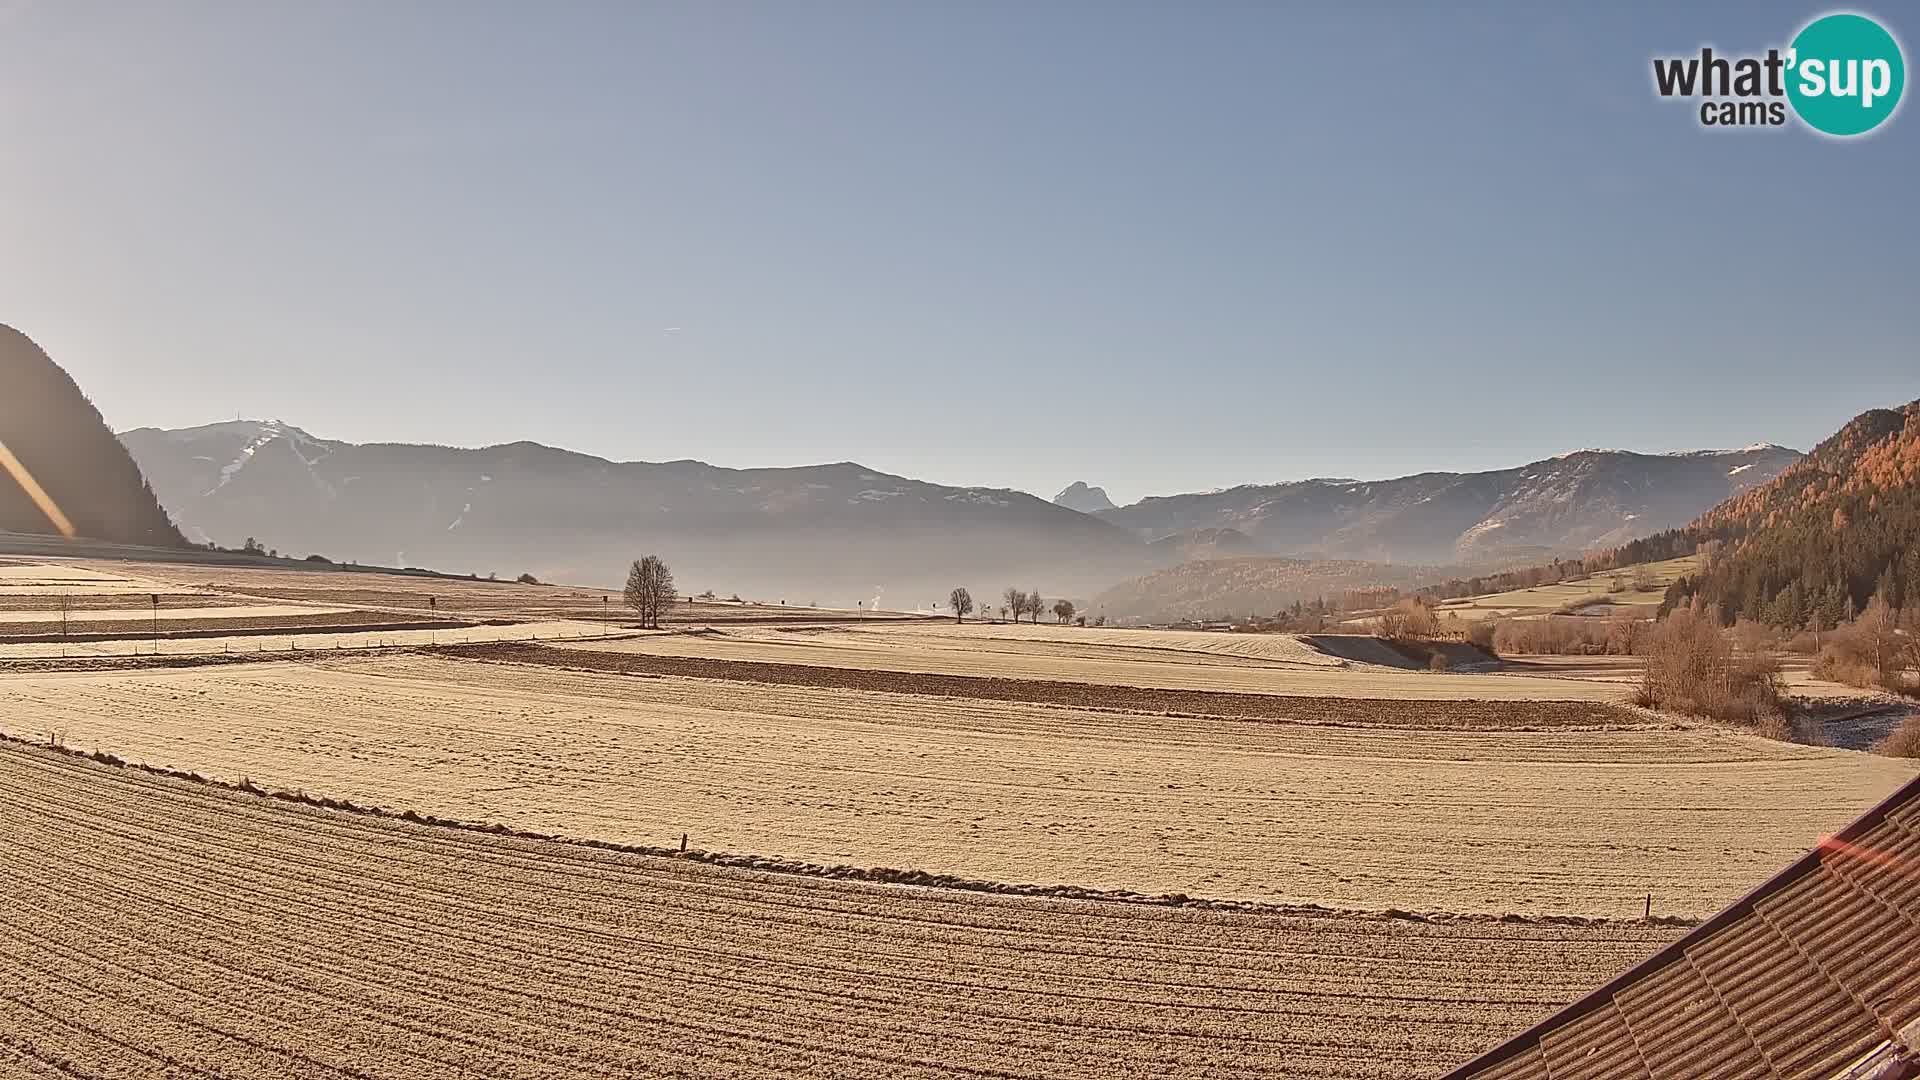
[[1787, 13, 1905, 136]]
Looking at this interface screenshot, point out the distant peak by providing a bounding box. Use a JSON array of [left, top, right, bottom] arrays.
[[1053, 481, 1116, 514]]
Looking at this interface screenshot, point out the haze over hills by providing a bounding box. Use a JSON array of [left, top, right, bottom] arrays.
[[119, 421, 1151, 604], [118, 415, 1813, 613], [1093, 556, 1458, 624], [1090, 445, 1802, 564], [0, 324, 184, 547]]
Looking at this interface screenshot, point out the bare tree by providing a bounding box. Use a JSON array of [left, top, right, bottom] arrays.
[[1003, 587, 1026, 624], [949, 587, 974, 623], [1027, 588, 1043, 624], [1053, 599, 1075, 624], [624, 555, 676, 630], [1859, 591, 1904, 687]]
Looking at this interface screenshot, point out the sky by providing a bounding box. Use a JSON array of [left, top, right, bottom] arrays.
[[2, 2, 1915, 505]]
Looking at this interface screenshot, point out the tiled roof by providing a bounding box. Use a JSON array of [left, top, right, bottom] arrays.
[[1444, 773, 1920, 1080]]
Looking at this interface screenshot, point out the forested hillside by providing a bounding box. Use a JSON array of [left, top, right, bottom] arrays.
[[1657, 401, 1920, 626]]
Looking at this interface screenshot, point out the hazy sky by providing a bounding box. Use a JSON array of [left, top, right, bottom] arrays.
[[3, 2, 1915, 504]]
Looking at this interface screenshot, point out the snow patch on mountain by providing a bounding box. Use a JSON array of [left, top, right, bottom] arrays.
[[206, 425, 283, 495]]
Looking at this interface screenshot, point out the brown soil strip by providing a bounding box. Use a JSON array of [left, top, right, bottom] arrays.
[[0, 614, 472, 644], [0, 647, 425, 674], [456, 642, 1647, 731]]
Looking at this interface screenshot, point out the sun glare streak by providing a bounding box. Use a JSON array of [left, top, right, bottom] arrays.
[[0, 439, 77, 539], [1819, 834, 1920, 882]]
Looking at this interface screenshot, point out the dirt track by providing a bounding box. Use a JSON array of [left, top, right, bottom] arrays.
[[0, 740, 1682, 1079]]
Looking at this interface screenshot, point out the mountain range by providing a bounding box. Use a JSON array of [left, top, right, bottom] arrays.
[[117, 421, 1148, 604], [117, 417, 1804, 607], [1078, 445, 1801, 564]]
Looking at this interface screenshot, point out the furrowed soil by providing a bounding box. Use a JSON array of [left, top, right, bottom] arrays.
[[0, 740, 1683, 1080], [6, 653, 1910, 917]]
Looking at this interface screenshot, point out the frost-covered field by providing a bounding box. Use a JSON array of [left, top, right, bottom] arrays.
[[0, 739, 1683, 1079], [6, 653, 1908, 918]]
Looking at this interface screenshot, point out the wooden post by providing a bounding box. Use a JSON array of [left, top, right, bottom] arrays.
[[1645, 893, 1652, 920], [680, 833, 688, 853]]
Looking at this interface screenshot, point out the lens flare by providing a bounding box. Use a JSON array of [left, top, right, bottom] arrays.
[[1820, 834, 1920, 881], [0, 439, 77, 539]]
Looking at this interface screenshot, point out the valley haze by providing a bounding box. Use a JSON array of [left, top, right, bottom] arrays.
[[120, 416, 1800, 608]]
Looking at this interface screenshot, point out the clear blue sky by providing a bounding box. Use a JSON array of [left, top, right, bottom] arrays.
[[3, 2, 1914, 504]]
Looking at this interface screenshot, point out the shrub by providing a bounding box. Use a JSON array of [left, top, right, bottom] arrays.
[[1636, 607, 1785, 725], [1811, 643, 1882, 689], [1782, 629, 1821, 655], [1377, 598, 1439, 640], [1428, 652, 1448, 672], [516, 572, 540, 585], [1876, 716, 1920, 758], [1809, 597, 1917, 693]]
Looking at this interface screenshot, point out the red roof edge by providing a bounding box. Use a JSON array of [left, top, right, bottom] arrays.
[[1438, 768, 1920, 1080]]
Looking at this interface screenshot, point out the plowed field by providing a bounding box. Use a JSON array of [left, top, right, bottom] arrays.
[[0, 740, 1682, 1079]]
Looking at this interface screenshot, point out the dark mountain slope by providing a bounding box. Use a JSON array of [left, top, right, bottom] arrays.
[[0, 325, 184, 546]]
